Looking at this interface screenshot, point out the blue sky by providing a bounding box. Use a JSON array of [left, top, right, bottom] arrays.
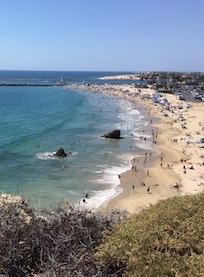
[[0, 0, 203, 72]]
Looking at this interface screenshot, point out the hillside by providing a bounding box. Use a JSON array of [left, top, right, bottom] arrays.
[[1, 193, 204, 276]]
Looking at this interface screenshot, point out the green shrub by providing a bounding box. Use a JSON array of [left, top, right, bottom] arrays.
[[96, 193, 204, 277]]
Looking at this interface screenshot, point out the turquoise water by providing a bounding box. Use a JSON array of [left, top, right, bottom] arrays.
[[0, 71, 149, 210]]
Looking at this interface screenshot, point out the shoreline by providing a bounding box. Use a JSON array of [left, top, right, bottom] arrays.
[[102, 87, 204, 213], [67, 82, 204, 214], [1, 81, 202, 215], [74, 86, 157, 211]]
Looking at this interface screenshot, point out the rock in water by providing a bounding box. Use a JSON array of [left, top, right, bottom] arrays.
[[54, 148, 67, 157], [102, 130, 122, 139]]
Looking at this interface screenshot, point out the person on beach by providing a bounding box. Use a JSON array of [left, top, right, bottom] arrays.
[[147, 186, 150, 193]]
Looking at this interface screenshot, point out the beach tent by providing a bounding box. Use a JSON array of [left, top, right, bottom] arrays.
[[152, 97, 160, 103], [197, 138, 204, 144], [159, 99, 166, 104], [162, 98, 168, 103]]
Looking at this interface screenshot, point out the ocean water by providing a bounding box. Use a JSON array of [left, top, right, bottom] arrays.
[[0, 71, 150, 210]]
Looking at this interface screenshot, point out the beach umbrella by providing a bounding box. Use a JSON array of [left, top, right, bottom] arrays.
[[200, 173, 204, 178]]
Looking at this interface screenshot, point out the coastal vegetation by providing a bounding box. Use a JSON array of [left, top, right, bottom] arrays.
[[0, 194, 129, 277], [96, 193, 204, 276], [1, 193, 204, 276]]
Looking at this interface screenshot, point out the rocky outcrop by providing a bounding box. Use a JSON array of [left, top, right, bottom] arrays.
[[54, 148, 67, 157], [102, 130, 122, 139], [0, 193, 34, 226]]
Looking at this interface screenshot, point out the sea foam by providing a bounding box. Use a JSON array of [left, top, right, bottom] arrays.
[[35, 152, 56, 160]]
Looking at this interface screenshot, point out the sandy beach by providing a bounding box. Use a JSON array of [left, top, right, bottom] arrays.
[[67, 82, 204, 214], [99, 73, 141, 80]]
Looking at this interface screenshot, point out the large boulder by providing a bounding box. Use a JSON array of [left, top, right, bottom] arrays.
[[54, 148, 67, 157], [102, 130, 122, 139]]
